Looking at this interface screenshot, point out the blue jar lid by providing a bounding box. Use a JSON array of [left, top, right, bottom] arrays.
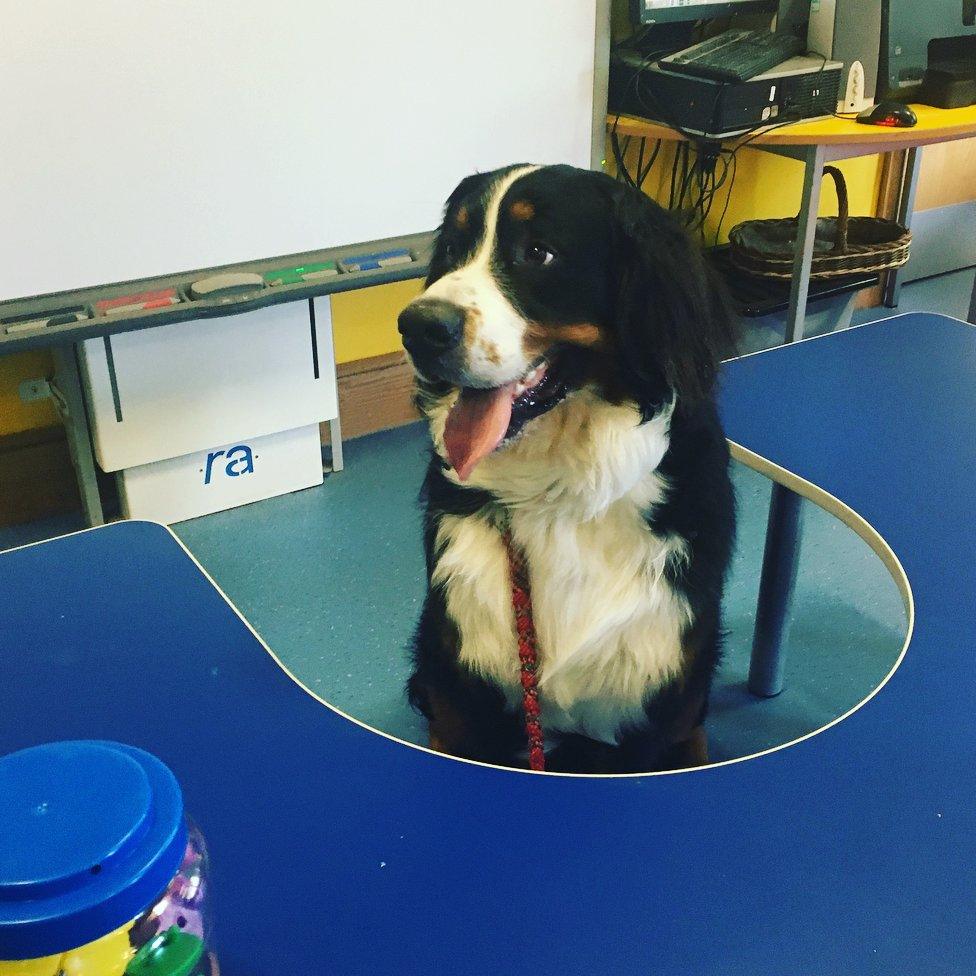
[[0, 741, 187, 960]]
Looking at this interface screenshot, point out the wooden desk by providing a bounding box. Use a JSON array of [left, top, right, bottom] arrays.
[[2, 312, 973, 975], [612, 104, 976, 695]]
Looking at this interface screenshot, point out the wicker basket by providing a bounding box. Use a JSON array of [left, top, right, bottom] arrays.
[[728, 166, 911, 280]]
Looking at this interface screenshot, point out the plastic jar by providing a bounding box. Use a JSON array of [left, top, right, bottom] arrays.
[[0, 741, 217, 976]]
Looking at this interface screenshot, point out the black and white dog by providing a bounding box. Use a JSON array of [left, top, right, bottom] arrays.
[[398, 164, 736, 774]]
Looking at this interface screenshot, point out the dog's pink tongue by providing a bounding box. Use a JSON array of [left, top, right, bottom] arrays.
[[444, 384, 516, 481]]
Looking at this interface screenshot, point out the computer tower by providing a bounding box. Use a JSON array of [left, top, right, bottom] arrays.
[[609, 51, 842, 137], [807, 0, 883, 111]]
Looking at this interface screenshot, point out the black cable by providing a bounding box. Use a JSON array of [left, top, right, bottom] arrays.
[[610, 131, 635, 186], [692, 151, 722, 235], [682, 146, 699, 216], [676, 143, 688, 210], [619, 41, 831, 234], [727, 113, 808, 154], [638, 139, 662, 187], [695, 164, 713, 235], [700, 156, 727, 230], [668, 142, 681, 209], [608, 45, 681, 188], [714, 149, 738, 246]]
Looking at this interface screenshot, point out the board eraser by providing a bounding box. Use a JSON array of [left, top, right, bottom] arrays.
[[97, 289, 179, 316], [264, 261, 339, 286], [2, 306, 89, 335], [338, 249, 412, 273], [189, 272, 265, 301]]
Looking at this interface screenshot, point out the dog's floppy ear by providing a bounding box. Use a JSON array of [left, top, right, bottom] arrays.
[[609, 181, 737, 418]]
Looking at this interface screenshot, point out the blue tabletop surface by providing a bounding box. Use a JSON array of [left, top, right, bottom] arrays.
[[1, 312, 973, 974]]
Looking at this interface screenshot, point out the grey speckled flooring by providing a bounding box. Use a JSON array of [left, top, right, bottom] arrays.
[[171, 425, 907, 762]]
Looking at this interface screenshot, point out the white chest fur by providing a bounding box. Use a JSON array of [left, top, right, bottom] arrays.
[[429, 391, 693, 745]]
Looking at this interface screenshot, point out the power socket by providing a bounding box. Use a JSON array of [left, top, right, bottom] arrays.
[[18, 377, 52, 403]]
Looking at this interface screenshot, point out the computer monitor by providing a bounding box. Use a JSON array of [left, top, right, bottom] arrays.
[[633, 0, 776, 25]]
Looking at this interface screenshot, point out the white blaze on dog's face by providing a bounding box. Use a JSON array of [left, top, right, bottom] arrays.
[[420, 165, 540, 390], [398, 165, 622, 483]]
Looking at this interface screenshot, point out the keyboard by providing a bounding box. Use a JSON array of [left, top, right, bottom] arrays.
[[660, 29, 805, 84]]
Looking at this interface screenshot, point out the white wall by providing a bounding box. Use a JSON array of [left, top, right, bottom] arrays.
[[1, 1, 596, 301]]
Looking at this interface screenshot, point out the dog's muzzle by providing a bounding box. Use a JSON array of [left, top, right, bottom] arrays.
[[397, 298, 465, 379]]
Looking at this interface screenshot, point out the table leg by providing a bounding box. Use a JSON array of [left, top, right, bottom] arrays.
[[51, 344, 104, 527], [783, 144, 826, 344], [746, 146, 823, 697], [883, 146, 922, 308], [748, 484, 802, 697], [968, 268, 976, 325]]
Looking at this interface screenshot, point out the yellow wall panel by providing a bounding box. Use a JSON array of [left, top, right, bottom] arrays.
[[612, 138, 882, 244], [330, 278, 422, 364], [706, 150, 882, 243], [0, 351, 58, 437]]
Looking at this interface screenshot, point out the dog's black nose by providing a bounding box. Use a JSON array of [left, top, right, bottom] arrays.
[[397, 299, 464, 356]]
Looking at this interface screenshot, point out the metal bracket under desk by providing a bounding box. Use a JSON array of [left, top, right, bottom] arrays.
[[50, 344, 105, 527]]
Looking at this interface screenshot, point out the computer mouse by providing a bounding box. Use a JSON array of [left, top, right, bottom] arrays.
[[856, 101, 918, 128]]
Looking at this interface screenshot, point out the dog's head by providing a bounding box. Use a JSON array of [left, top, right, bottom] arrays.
[[398, 164, 735, 482]]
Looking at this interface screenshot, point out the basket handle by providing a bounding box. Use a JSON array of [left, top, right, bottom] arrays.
[[795, 165, 849, 253]]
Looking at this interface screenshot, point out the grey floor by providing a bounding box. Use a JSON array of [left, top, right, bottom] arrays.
[[4, 267, 973, 763], [169, 428, 908, 762]]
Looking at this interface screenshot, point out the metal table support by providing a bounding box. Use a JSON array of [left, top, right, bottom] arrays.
[[883, 146, 923, 308], [748, 483, 802, 697], [969, 265, 976, 326], [782, 145, 828, 343], [51, 345, 105, 527], [744, 139, 923, 697], [743, 143, 824, 695]]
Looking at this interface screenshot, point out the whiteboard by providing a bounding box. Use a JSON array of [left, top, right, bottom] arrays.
[[0, 1, 597, 302]]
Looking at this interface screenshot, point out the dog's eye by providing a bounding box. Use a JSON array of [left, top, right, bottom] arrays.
[[518, 242, 556, 267], [443, 241, 456, 263]]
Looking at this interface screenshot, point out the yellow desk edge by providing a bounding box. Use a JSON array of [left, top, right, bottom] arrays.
[[609, 103, 976, 147]]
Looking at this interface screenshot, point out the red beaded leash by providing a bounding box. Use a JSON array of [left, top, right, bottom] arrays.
[[503, 531, 546, 771]]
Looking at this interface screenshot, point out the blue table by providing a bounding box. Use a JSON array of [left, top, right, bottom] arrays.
[[1, 312, 973, 975]]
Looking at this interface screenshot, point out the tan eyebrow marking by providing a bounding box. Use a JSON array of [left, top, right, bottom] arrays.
[[454, 206, 469, 229], [509, 199, 535, 221], [525, 322, 605, 350]]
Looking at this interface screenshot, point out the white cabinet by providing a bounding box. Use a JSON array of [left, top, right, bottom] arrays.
[[118, 424, 324, 524], [80, 300, 338, 472], [78, 298, 339, 523]]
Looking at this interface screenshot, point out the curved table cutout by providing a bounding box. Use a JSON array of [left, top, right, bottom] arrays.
[[142, 473, 916, 779], [1, 312, 970, 975]]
